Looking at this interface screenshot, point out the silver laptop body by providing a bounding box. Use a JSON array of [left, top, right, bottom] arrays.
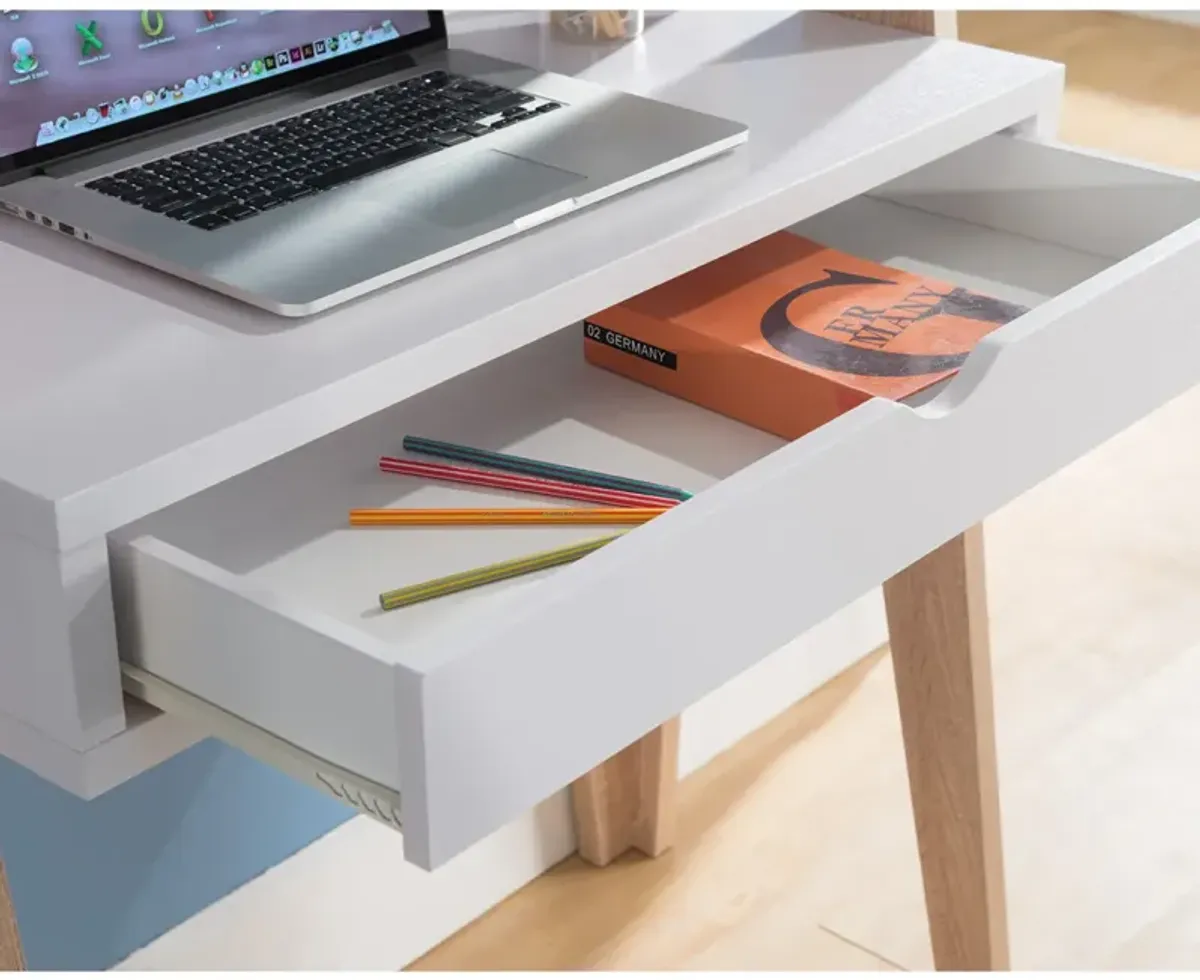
[[0, 10, 747, 316]]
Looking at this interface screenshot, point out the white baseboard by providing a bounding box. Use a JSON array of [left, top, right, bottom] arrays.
[[0, 698, 201, 801], [1126, 10, 1200, 26], [115, 590, 886, 971]]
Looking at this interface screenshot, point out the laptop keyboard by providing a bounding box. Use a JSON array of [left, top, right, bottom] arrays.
[[83, 70, 561, 232]]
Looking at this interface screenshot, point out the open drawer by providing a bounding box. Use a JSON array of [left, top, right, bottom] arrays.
[[111, 132, 1200, 870]]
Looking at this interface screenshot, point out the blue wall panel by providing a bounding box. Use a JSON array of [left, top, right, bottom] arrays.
[[0, 739, 352, 970]]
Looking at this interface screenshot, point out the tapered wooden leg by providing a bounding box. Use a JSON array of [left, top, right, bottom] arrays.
[[570, 718, 680, 867], [883, 525, 1009, 971], [0, 858, 23, 971], [834, 10, 958, 39]]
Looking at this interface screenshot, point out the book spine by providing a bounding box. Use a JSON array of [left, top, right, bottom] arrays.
[[581, 313, 856, 442]]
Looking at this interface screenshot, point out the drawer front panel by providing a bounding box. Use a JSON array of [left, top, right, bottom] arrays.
[[404, 141, 1200, 865], [111, 536, 404, 791]]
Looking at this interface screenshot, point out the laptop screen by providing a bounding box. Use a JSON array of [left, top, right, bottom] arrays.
[[0, 10, 433, 160]]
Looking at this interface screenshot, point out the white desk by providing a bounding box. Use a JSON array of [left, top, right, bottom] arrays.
[[6, 10, 1200, 969]]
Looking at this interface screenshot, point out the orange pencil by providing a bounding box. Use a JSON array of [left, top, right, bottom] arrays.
[[350, 507, 667, 527]]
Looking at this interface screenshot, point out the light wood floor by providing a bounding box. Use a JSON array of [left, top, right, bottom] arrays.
[[414, 12, 1200, 971]]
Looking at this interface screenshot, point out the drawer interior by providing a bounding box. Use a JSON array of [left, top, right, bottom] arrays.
[[123, 141, 1200, 644], [873, 134, 1200, 263], [113, 131, 1200, 867], [122, 329, 786, 660], [801, 140, 1200, 309], [795, 192, 1106, 313]]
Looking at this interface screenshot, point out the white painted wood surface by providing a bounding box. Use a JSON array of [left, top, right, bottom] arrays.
[[113, 134, 1200, 868], [877, 134, 1200, 260], [0, 534, 125, 750], [0, 13, 1062, 554], [0, 697, 198, 799], [0, 9, 1066, 765]]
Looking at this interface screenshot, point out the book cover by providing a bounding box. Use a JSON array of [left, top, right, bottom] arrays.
[[583, 232, 1029, 440]]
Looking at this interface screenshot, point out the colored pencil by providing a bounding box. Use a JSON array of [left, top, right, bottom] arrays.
[[351, 507, 666, 527], [378, 533, 623, 610], [401, 435, 693, 502], [378, 457, 680, 509]]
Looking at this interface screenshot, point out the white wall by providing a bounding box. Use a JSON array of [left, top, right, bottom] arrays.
[[117, 591, 887, 970]]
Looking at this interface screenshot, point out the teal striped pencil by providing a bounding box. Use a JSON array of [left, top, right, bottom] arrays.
[[401, 435, 692, 502]]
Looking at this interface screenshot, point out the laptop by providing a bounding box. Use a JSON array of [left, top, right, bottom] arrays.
[[0, 10, 747, 316]]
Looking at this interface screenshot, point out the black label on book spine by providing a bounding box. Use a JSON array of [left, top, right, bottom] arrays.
[[584, 321, 677, 370]]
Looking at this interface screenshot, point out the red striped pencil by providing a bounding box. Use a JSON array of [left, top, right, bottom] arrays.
[[377, 456, 680, 509]]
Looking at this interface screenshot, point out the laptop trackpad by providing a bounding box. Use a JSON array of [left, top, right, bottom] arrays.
[[418, 150, 586, 230]]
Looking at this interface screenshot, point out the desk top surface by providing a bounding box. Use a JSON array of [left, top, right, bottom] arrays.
[[0, 11, 1061, 551]]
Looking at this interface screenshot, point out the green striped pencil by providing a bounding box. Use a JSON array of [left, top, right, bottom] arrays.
[[379, 533, 624, 611]]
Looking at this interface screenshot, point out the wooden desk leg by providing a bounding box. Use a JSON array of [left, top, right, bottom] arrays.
[[570, 718, 680, 867], [0, 858, 24, 971], [883, 524, 1009, 971], [834, 10, 958, 40]]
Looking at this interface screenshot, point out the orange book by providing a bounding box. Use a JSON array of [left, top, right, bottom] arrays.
[[583, 232, 1029, 441]]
